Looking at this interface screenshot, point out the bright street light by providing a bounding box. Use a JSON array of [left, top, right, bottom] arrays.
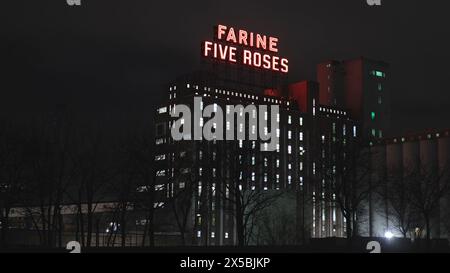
[[384, 231, 394, 239]]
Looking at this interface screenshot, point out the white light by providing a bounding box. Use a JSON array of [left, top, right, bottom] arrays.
[[384, 231, 394, 239]]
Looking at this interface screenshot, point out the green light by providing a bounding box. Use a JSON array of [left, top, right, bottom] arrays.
[[372, 70, 385, 78], [371, 112, 376, 120]]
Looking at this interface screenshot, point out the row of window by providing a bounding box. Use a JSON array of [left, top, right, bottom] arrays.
[[196, 231, 230, 239], [319, 107, 347, 116]]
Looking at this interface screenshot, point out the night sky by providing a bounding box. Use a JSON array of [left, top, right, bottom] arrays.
[[2, 0, 450, 135]]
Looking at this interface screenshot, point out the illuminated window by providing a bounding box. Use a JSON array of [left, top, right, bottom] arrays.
[[372, 70, 385, 78], [288, 115, 292, 124], [313, 99, 316, 116], [378, 83, 382, 91], [155, 138, 164, 145], [371, 112, 376, 120], [155, 154, 166, 161]]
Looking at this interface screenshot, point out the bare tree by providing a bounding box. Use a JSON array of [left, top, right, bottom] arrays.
[[126, 132, 157, 247], [318, 140, 377, 239], [407, 165, 450, 241], [256, 191, 297, 246], [67, 126, 114, 247], [22, 116, 74, 247], [378, 169, 418, 238], [214, 142, 283, 246], [168, 147, 196, 246], [0, 122, 26, 248]]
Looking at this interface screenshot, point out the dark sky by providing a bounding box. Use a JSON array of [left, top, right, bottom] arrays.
[[2, 0, 450, 135]]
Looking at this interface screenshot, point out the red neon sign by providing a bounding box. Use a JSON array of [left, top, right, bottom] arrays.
[[202, 25, 289, 73]]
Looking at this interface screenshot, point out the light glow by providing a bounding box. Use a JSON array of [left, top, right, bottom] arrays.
[[203, 24, 289, 73], [384, 231, 394, 239]]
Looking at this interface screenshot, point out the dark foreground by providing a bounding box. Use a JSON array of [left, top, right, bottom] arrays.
[[1, 237, 449, 253]]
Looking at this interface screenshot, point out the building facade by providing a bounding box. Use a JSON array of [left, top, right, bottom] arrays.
[[153, 67, 360, 245]]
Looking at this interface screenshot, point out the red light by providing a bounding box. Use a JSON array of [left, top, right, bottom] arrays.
[[226, 27, 237, 43], [203, 41, 237, 63], [269, 37, 278, 53], [217, 25, 227, 40], [262, 54, 271, 69], [238, 30, 248, 46], [256, 34, 266, 50], [205, 25, 289, 73], [281, 58, 289, 73]]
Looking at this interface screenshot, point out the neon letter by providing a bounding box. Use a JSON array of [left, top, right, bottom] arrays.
[[239, 30, 248, 46], [218, 44, 228, 60], [253, 52, 262, 67], [204, 41, 213, 57], [262, 54, 271, 69], [243, 50, 252, 65], [226, 27, 237, 43], [269, 37, 278, 53], [256, 34, 267, 50], [229, 46, 237, 62], [217, 25, 227, 40], [272, 56, 280, 71], [281, 58, 289, 73]]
